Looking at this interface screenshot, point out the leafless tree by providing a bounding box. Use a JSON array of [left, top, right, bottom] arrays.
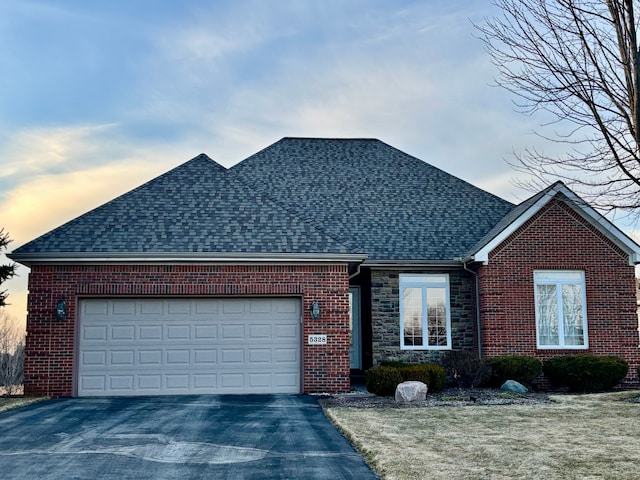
[[0, 311, 25, 395], [476, 1, 640, 216]]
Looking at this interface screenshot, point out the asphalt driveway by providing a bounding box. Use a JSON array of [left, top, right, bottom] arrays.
[[0, 395, 378, 479]]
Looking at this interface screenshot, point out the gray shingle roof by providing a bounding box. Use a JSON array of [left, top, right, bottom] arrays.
[[11, 138, 519, 263], [464, 181, 558, 258], [11, 154, 355, 257], [230, 138, 514, 261]]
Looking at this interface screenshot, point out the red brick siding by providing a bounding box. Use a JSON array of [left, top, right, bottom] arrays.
[[24, 264, 350, 397], [478, 198, 639, 386]]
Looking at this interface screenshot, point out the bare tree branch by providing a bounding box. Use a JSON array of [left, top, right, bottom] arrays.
[[476, 0, 640, 217]]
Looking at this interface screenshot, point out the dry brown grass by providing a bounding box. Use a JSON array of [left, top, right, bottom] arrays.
[[325, 391, 640, 480], [0, 395, 46, 413]]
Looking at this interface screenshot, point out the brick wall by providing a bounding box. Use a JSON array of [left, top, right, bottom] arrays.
[[478, 198, 639, 386], [24, 263, 351, 397], [370, 268, 476, 365]]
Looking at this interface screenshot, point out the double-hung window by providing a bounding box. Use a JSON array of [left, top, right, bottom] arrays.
[[400, 274, 451, 350], [534, 270, 588, 349]]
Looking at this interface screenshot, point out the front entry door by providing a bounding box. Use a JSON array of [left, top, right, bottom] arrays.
[[349, 287, 362, 369]]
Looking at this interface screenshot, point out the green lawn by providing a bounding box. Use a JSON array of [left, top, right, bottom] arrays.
[[326, 392, 640, 480]]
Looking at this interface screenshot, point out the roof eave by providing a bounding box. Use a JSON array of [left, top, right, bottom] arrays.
[[7, 251, 368, 267], [363, 259, 463, 268]]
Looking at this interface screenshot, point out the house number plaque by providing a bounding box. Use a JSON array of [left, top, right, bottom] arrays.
[[308, 334, 327, 345]]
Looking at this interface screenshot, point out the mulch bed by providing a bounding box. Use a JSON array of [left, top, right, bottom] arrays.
[[317, 387, 554, 409]]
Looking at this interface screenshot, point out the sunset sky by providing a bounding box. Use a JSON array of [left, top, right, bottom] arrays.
[[1, 0, 635, 326]]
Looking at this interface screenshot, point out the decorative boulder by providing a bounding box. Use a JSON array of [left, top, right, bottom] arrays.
[[395, 381, 428, 403], [500, 379, 528, 394]]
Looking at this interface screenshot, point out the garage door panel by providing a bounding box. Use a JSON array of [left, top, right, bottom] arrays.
[[220, 373, 244, 389], [78, 298, 300, 396], [166, 349, 190, 365], [249, 300, 272, 314], [110, 350, 134, 366], [167, 300, 191, 315], [83, 326, 107, 341], [111, 326, 135, 341], [194, 299, 219, 315], [221, 324, 244, 339], [221, 301, 245, 315], [275, 324, 297, 338], [194, 325, 217, 339], [248, 348, 272, 363], [138, 350, 162, 365], [113, 301, 135, 315], [84, 300, 109, 316], [82, 351, 106, 366], [275, 348, 298, 363], [193, 349, 216, 364], [139, 301, 164, 315], [248, 324, 272, 339], [138, 375, 162, 391], [275, 373, 299, 388], [139, 325, 162, 340], [166, 374, 189, 389], [81, 375, 106, 391], [166, 325, 190, 340], [275, 300, 299, 314], [109, 375, 134, 391], [221, 348, 244, 364], [193, 374, 217, 388]]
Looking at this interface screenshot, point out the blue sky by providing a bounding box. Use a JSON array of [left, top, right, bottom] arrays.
[[0, 0, 618, 324]]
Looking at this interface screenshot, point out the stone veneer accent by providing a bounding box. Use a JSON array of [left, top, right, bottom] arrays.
[[370, 268, 476, 365], [24, 264, 351, 397]]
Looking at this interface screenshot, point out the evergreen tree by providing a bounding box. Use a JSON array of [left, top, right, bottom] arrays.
[[0, 229, 16, 307]]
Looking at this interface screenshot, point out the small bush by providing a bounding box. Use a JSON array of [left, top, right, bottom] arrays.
[[401, 364, 446, 392], [485, 356, 543, 387], [442, 350, 491, 388], [543, 354, 629, 392], [380, 360, 408, 368], [365, 366, 403, 396], [365, 363, 447, 396]]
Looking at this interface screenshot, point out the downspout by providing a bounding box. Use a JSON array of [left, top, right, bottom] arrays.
[[349, 262, 362, 280], [460, 258, 482, 358]]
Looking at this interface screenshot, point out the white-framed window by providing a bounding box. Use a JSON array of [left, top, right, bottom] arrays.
[[534, 270, 588, 349], [400, 274, 451, 350]]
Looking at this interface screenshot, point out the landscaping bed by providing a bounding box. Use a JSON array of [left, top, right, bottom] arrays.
[[318, 386, 553, 408]]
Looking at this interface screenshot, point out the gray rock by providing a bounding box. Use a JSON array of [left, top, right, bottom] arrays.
[[500, 380, 528, 393], [395, 381, 428, 403]]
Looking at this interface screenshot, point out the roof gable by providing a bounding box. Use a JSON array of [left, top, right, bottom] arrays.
[[468, 181, 640, 265], [229, 138, 515, 261], [10, 153, 358, 264]]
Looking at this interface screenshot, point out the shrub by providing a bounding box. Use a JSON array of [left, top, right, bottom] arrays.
[[380, 360, 408, 368], [485, 356, 543, 387], [365, 363, 447, 396], [442, 350, 491, 388], [365, 366, 403, 396], [543, 354, 629, 392], [401, 364, 446, 392]]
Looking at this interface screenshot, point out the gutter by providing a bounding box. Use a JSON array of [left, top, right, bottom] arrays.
[[7, 251, 369, 267], [457, 256, 482, 358]]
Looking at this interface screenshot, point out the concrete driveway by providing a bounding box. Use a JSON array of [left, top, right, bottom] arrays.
[[0, 395, 378, 479]]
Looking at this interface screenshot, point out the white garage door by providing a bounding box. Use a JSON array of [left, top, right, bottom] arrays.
[[77, 298, 301, 396]]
